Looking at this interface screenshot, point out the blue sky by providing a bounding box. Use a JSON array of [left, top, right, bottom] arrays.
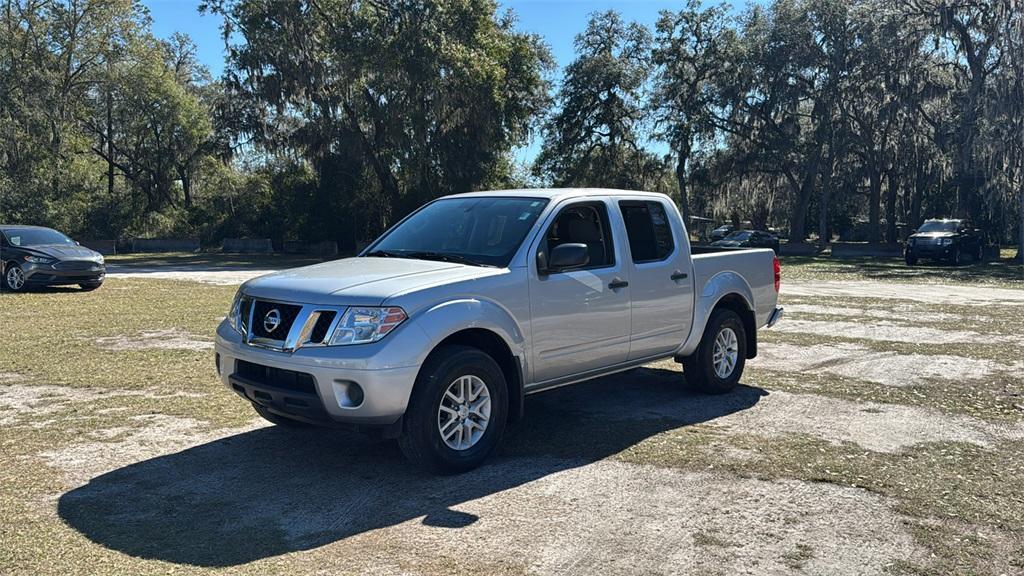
[[140, 0, 685, 162]]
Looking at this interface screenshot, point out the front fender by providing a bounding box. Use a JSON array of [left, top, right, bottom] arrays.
[[412, 298, 527, 362], [677, 271, 754, 357]]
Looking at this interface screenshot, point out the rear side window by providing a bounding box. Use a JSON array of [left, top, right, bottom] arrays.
[[619, 201, 675, 263]]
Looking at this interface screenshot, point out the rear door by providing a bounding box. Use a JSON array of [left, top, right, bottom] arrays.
[[528, 198, 631, 384], [617, 198, 694, 360]]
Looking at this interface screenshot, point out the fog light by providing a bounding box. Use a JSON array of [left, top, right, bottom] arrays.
[[332, 380, 364, 408]]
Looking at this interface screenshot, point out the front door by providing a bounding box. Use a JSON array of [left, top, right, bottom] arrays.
[[528, 199, 631, 384]]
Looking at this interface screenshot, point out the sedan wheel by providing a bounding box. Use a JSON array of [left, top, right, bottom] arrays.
[[4, 265, 26, 291]]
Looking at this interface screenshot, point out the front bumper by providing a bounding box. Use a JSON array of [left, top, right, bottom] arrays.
[[907, 244, 953, 258], [23, 262, 105, 285], [215, 319, 427, 427]]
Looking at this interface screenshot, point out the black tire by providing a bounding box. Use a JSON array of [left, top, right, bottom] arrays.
[[2, 262, 27, 292], [905, 253, 917, 266], [252, 403, 311, 428], [682, 308, 747, 394], [950, 247, 962, 265], [79, 282, 103, 291], [398, 345, 508, 474]]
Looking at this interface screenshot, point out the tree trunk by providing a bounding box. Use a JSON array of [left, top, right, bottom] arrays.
[[1019, 182, 1023, 263], [910, 162, 924, 230], [675, 146, 691, 226], [885, 170, 898, 243], [818, 159, 834, 249], [868, 168, 882, 243], [106, 85, 115, 196]]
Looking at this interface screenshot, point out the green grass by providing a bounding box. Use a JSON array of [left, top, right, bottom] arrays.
[[2, 257, 1023, 574], [780, 254, 1023, 286]]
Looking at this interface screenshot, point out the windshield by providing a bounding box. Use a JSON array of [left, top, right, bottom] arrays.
[[366, 197, 549, 267], [724, 231, 752, 240], [3, 228, 75, 247], [918, 220, 959, 233]]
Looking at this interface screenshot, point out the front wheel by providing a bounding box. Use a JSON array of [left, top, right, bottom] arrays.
[[3, 263, 27, 292], [398, 345, 507, 474], [682, 308, 747, 394]]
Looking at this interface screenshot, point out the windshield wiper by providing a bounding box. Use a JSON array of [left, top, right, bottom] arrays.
[[363, 249, 402, 258], [404, 251, 495, 267]]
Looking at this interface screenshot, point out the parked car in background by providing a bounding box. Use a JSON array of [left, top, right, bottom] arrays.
[[710, 224, 734, 241], [905, 219, 985, 265], [710, 230, 781, 253], [216, 189, 782, 473], [0, 226, 105, 292]]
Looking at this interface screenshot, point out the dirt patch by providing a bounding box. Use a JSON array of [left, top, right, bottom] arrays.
[[751, 342, 1007, 387], [710, 390, 1024, 453], [784, 303, 962, 323], [365, 461, 924, 575], [54, 424, 925, 575], [0, 383, 205, 427], [40, 414, 265, 486], [774, 318, 1015, 346], [784, 280, 1024, 306], [92, 329, 213, 352], [105, 266, 274, 286]]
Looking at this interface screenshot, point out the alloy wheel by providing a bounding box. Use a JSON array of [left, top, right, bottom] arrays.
[[712, 327, 739, 379], [6, 266, 25, 291], [437, 374, 491, 451]]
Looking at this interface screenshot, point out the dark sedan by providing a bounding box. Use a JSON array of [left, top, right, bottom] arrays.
[[905, 219, 985, 265], [1, 226, 105, 292], [710, 230, 780, 253]]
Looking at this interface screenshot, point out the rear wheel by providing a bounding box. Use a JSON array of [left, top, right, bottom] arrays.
[[252, 403, 311, 428], [682, 308, 747, 394], [398, 345, 507, 474], [3, 263, 27, 292]]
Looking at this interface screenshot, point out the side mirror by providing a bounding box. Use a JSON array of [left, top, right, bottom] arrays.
[[540, 243, 589, 274]]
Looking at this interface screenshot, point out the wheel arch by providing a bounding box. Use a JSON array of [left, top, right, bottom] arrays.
[[410, 299, 527, 423]]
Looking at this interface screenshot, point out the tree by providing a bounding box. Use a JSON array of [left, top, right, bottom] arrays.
[[650, 1, 735, 224], [534, 10, 665, 190], [202, 0, 551, 236]]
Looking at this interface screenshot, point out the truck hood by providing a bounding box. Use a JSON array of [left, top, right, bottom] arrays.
[[240, 257, 504, 306]]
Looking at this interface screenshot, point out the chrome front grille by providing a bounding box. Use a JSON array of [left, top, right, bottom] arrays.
[[240, 298, 346, 352]]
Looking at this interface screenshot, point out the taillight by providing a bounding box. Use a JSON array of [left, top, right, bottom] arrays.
[[773, 256, 781, 292]]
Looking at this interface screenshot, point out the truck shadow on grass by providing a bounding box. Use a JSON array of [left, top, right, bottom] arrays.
[[58, 367, 765, 567]]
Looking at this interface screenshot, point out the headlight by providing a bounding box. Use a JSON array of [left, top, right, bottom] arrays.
[[330, 306, 407, 345], [23, 255, 55, 264], [939, 238, 953, 246], [227, 291, 244, 333]]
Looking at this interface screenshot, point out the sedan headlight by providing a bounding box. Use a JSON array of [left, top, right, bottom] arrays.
[[330, 307, 407, 346], [23, 255, 55, 264], [939, 238, 953, 246]]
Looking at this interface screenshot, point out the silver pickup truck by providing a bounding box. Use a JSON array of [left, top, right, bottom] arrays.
[[215, 189, 782, 472]]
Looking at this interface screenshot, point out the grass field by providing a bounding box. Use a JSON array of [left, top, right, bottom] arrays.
[[0, 255, 1021, 575]]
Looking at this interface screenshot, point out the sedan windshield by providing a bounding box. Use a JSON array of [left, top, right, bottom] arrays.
[[724, 231, 752, 241], [3, 228, 75, 247], [918, 220, 959, 233], [366, 197, 549, 267]]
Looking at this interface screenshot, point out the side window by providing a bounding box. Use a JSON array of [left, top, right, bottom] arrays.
[[619, 200, 675, 263], [544, 202, 615, 269]]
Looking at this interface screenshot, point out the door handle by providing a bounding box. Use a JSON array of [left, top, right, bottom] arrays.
[[608, 279, 629, 290], [671, 271, 688, 281]]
